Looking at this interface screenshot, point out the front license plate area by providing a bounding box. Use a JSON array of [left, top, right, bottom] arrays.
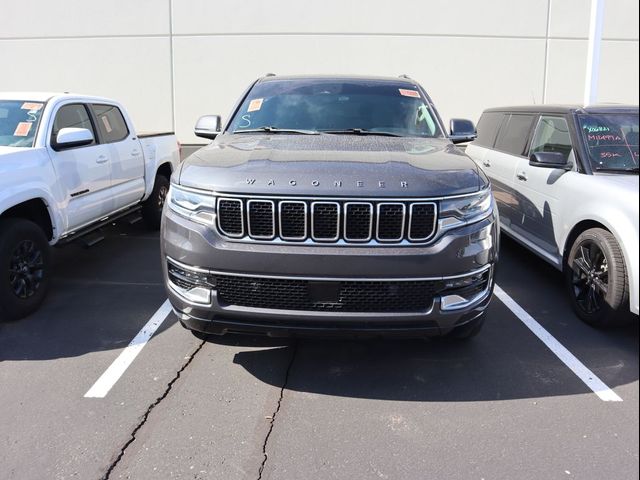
[[308, 281, 341, 304]]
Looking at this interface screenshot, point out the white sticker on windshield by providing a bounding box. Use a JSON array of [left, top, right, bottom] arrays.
[[248, 98, 264, 112], [21, 102, 43, 111], [399, 89, 420, 98], [14, 122, 33, 137]]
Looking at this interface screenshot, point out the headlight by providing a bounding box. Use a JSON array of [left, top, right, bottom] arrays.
[[439, 188, 493, 230], [167, 184, 216, 225]]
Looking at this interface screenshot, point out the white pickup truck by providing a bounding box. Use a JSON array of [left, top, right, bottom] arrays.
[[0, 92, 180, 320]]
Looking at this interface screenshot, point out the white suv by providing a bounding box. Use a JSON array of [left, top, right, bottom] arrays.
[[466, 105, 638, 327]]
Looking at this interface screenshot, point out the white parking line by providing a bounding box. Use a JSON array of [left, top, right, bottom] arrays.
[[84, 300, 173, 398], [494, 285, 623, 402]]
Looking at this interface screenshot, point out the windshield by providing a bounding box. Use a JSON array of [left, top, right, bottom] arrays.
[[0, 100, 46, 148], [578, 112, 639, 172], [227, 79, 443, 138]]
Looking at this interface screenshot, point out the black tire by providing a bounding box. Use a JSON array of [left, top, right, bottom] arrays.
[[442, 313, 486, 340], [565, 228, 629, 328], [0, 218, 51, 321], [142, 174, 170, 230]]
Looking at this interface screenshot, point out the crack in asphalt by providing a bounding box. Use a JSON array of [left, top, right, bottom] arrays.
[[257, 341, 298, 480], [101, 339, 207, 480]]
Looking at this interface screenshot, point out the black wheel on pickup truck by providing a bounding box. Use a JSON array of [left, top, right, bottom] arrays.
[[0, 219, 51, 321], [565, 228, 630, 328], [142, 174, 170, 230]]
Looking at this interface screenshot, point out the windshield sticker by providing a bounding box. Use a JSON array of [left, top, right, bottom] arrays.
[[14, 122, 33, 137], [399, 89, 420, 98], [101, 115, 113, 133], [21, 102, 43, 111], [248, 98, 264, 112]]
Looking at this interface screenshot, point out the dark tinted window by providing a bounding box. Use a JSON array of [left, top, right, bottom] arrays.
[[474, 112, 504, 147], [227, 79, 443, 138], [494, 114, 535, 156], [92, 104, 129, 143], [52, 104, 95, 145]]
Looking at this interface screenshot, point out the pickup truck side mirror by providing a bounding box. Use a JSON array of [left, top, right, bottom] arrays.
[[194, 115, 222, 140], [449, 118, 477, 144], [529, 151, 573, 170], [52, 127, 94, 151]]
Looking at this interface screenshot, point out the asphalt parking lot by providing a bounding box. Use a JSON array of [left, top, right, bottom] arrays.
[[1, 158, 638, 480]]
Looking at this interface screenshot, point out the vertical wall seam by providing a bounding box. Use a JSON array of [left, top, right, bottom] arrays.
[[542, 0, 553, 103], [169, 0, 176, 132]]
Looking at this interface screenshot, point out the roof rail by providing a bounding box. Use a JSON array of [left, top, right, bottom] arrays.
[[264, 73, 276, 77], [398, 74, 412, 80]]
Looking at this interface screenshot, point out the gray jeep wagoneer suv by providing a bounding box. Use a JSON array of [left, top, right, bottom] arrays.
[[161, 75, 499, 338]]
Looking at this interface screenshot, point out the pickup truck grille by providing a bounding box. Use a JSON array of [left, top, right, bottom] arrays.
[[216, 196, 437, 244], [215, 275, 437, 312]]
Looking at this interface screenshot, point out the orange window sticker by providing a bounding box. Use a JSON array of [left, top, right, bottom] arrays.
[[248, 98, 264, 112], [101, 115, 113, 133], [21, 102, 44, 111], [14, 122, 33, 137], [399, 89, 421, 98]]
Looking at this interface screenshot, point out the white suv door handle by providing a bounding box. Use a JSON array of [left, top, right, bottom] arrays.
[[96, 155, 109, 164], [517, 171, 528, 181]]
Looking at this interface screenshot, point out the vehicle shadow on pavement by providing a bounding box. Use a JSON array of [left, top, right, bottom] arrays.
[[0, 222, 173, 362], [223, 321, 637, 402], [211, 236, 638, 402]]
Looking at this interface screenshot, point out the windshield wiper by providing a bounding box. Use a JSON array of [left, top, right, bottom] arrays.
[[321, 128, 404, 137], [234, 126, 320, 135], [595, 167, 639, 174]]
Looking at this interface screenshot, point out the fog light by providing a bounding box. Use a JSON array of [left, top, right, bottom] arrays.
[[167, 258, 215, 305], [444, 274, 483, 290]]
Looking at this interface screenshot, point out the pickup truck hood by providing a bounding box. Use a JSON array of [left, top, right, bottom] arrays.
[[179, 134, 486, 197], [0, 146, 26, 156]]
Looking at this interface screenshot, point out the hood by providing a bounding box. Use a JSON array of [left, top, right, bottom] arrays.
[[594, 172, 639, 195], [178, 134, 485, 197], [0, 146, 27, 155]]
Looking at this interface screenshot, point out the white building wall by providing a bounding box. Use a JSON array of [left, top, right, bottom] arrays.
[[1, 0, 637, 143]]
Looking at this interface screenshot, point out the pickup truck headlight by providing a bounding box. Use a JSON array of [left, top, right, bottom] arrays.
[[439, 188, 493, 231], [167, 184, 216, 225]]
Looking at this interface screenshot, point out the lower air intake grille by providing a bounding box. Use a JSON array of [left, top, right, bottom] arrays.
[[215, 275, 436, 312]]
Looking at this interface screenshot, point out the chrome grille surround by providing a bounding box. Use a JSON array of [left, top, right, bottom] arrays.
[[216, 198, 244, 238], [343, 202, 374, 242], [278, 201, 308, 240], [214, 195, 439, 245], [246, 199, 276, 240]]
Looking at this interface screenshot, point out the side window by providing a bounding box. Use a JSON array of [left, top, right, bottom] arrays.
[[51, 104, 96, 146], [494, 114, 536, 156], [474, 112, 503, 148], [530, 116, 573, 162], [92, 104, 129, 143]]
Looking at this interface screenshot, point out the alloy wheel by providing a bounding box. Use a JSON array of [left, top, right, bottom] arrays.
[[8, 240, 44, 299], [572, 240, 609, 315]]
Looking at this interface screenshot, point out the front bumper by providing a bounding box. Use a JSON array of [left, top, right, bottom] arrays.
[[161, 206, 499, 337]]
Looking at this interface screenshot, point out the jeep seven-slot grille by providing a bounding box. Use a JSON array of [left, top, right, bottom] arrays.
[[216, 197, 437, 244], [215, 275, 437, 312]]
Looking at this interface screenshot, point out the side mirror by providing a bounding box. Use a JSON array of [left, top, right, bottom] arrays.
[[449, 118, 477, 144], [529, 152, 572, 170], [53, 127, 94, 151], [194, 115, 222, 140]]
